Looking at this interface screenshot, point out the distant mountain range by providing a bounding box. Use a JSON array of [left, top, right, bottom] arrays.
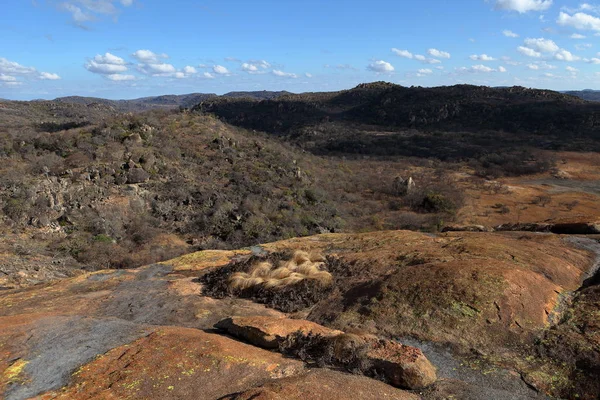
[[53, 91, 292, 112], [562, 89, 600, 102]]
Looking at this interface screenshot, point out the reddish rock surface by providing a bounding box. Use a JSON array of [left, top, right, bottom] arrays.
[[215, 316, 343, 349], [222, 369, 421, 400], [365, 340, 437, 389]]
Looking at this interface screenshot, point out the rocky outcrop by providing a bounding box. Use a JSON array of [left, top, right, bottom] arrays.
[[215, 316, 343, 349]]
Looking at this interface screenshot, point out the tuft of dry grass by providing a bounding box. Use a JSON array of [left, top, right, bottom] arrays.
[[227, 251, 333, 291]]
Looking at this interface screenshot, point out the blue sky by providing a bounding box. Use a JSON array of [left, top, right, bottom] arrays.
[[1, 0, 599, 99]]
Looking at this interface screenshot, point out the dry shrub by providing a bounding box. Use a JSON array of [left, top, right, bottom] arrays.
[[199, 251, 336, 312]]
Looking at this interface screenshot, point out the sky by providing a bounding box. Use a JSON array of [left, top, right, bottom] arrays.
[[1, 0, 600, 100]]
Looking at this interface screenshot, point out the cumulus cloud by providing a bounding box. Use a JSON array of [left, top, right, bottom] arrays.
[[571, 33, 587, 39], [503, 29, 520, 37], [106, 73, 135, 81], [557, 12, 600, 31], [86, 60, 127, 74], [138, 63, 176, 75], [494, 0, 553, 13], [272, 69, 298, 78], [498, 66, 508, 72], [305, 73, 313, 78], [0, 57, 36, 75], [518, 46, 542, 57], [470, 54, 496, 61], [524, 37, 559, 52], [367, 60, 395, 73], [183, 66, 197, 74], [212, 65, 230, 75], [527, 63, 540, 70], [418, 68, 433, 74], [457, 65, 497, 73], [554, 49, 581, 61], [427, 48, 451, 58], [586, 57, 600, 64], [39, 72, 61, 80], [392, 48, 413, 58], [566, 66, 578, 73], [0, 57, 60, 86], [203, 72, 215, 79], [241, 63, 258, 72], [0, 74, 17, 82], [414, 54, 441, 64], [132, 50, 168, 64]]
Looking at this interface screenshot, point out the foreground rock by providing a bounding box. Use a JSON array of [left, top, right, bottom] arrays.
[[0, 230, 597, 399], [215, 316, 343, 349], [365, 339, 437, 389], [216, 315, 437, 389], [222, 369, 420, 400]]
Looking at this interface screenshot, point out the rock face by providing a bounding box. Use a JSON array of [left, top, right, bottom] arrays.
[[0, 230, 597, 399], [215, 316, 343, 349]]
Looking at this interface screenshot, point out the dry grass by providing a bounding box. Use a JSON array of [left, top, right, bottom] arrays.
[[228, 251, 333, 290]]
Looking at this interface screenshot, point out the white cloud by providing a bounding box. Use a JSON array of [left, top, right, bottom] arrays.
[[60, 0, 135, 27], [305, 73, 313, 78], [414, 54, 441, 64], [241, 63, 258, 72], [518, 46, 542, 57], [0, 57, 61, 86], [132, 50, 168, 64], [495, 0, 553, 13], [527, 61, 556, 70], [418, 68, 433, 74], [557, 12, 600, 31], [524, 37, 559, 52], [587, 57, 600, 63], [457, 65, 496, 73], [499, 66, 507, 72], [554, 49, 581, 61], [213, 65, 230, 75], [39, 72, 61, 80], [94, 52, 126, 65], [203, 72, 215, 79], [470, 54, 496, 61], [272, 69, 298, 78], [85, 59, 128, 74], [0, 57, 36, 75], [575, 43, 592, 50], [392, 48, 413, 58], [141, 63, 176, 74], [0, 74, 17, 82], [544, 72, 555, 77], [367, 60, 395, 72], [183, 66, 197, 74], [571, 33, 587, 39], [503, 30, 519, 37], [566, 66, 578, 73], [174, 72, 186, 79], [427, 48, 451, 58], [106, 73, 135, 81]]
